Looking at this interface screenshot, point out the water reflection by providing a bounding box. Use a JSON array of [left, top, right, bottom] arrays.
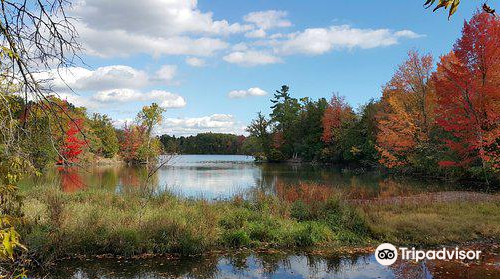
[[35, 247, 500, 279], [23, 155, 469, 199], [37, 252, 393, 279]]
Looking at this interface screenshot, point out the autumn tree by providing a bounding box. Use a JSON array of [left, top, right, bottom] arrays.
[[90, 113, 119, 158], [59, 118, 85, 165], [433, 12, 500, 178], [119, 124, 145, 164], [320, 93, 356, 162], [424, 0, 497, 18], [321, 94, 355, 144], [376, 50, 437, 169], [136, 103, 165, 164]]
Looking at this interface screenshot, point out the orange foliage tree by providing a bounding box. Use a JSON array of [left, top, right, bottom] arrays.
[[119, 124, 146, 164], [376, 50, 437, 169], [433, 12, 500, 172]]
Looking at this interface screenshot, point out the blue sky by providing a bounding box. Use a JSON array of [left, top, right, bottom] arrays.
[[48, 0, 480, 136]]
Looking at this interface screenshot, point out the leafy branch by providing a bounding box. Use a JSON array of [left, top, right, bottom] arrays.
[[424, 0, 497, 18]]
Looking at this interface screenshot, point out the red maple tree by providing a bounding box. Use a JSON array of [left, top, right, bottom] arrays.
[[321, 94, 354, 144], [434, 12, 500, 170], [59, 118, 85, 164]]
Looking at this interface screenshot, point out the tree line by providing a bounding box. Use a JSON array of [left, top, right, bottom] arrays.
[[159, 133, 258, 155], [247, 12, 500, 184], [2, 94, 166, 169]]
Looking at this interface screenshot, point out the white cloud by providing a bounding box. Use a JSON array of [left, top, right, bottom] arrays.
[[36, 64, 181, 91], [57, 92, 101, 110], [394, 30, 423, 39], [223, 50, 282, 67], [79, 24, 229, 58], [34, 65, 187, 113], [228, 87, 267, 98], [112, 118, 134, 129], [185, 57, 207, 67], [245, 29, 266, 38], [71, 0, 249, 58], [155, 65, 177, 82], [73, 0, 251, 36], [93, 89, 186, 108], [36, 65, 149, 91], [158, 114, 247, 136], [243, 10, 291, 30], [273, 25, 423, 55], [232, 43, 249, 51]]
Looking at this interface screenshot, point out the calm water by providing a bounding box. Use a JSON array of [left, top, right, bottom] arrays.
[[25, 155, 500, 278], [18, 155, 472, 199], [22, 155, 469, 199], [36, 246, 500, 279]]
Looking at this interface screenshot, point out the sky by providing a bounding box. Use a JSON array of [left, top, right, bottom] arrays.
[[47, 0, 480, 136]]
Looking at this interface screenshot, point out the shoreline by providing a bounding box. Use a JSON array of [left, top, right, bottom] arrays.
[[17, 184, 500, 270], [30, 239, 499, 272]]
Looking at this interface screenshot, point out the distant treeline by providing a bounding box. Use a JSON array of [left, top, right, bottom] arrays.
[[159, 133, 260, 155]]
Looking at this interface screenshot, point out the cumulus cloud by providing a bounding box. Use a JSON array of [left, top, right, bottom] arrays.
[[185, 57, 207, 67], [73, 0, 251, 36], [79, 24, 229, 58], [228, 87, 267, 98], [243, 10, 291, 30], [155, 65, 177, 82], [70, 0, 249, 57], [93, 89, 186, 108], [273, 25, 423, 55], [36, 66, 149, 91], [245, 29, 266, 39], [57, 92, 101, 110], [158, 114, 247, 136], [232, 43, 249, 51], [37, 65, 179, 91], [35, 65, 186, 110], [223, 50, 282, 67]]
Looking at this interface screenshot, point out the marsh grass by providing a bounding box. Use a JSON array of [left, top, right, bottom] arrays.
[[19, 183, 371, 264], [364, 201, 500, 246], [18, 183, 500, 265]]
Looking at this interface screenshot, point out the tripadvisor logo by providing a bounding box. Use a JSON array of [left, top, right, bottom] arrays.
[[374, 243, 482, 266], [375, 243, 398, 266]]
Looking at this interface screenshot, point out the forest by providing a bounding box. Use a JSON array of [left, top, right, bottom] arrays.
[[1, 96, 167, 169], [246, 12, 500, 184], [159, 133, 258, 155], [1, 1, 500, 276], [3, 11, 498, 186]]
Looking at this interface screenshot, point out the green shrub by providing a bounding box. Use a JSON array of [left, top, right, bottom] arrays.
[[290, 201, 311, 221], [219, 208, 254, 229], [223, 229, 251, 247], [294, 222, 332, 247]]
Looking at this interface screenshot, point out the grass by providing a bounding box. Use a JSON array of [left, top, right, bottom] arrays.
[[364, 201, 500, 245], [17, 183, 500, 265]]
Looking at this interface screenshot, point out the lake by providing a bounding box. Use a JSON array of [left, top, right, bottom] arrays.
[[22, 154, 472, 200], [36, 245, 500, 279], [25, 155, 499, 278]]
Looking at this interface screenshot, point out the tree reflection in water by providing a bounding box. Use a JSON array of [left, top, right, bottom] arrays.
[[58, 167, 86, 193], [36, 252, 394, 279], [25, 155, 469, 200]]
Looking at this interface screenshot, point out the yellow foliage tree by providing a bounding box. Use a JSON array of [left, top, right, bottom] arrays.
[[376, 51, 437, 168]]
